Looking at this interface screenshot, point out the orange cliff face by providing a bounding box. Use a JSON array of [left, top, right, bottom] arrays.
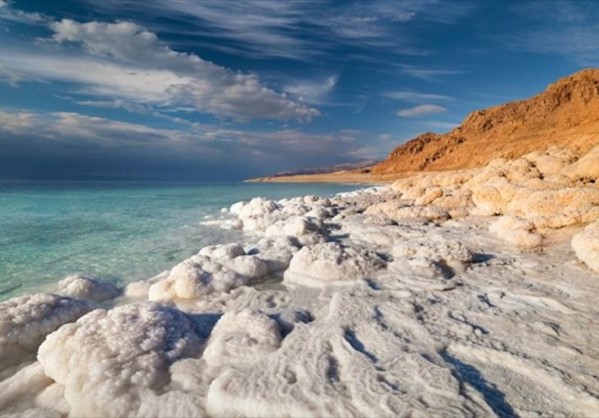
[[373, 68, 599, 175]]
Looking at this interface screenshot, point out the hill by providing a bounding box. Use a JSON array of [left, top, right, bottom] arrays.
[[373, 68, 599, 175]]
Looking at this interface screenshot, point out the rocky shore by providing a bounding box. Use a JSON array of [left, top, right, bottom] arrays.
[[1, 145, 599, 417]]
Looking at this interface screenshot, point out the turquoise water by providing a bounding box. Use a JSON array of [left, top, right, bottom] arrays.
[[0, 182, 361, 299]]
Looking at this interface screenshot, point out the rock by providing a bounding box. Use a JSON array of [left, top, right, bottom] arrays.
[[489, 216, 543, 251], [284, 242, 385, 287], [0, 294, 94, 370], [572, 220, 599, 272], [203, 309, 281, 368], [57, 275, 120, 302], [38, 303, 205, 418]]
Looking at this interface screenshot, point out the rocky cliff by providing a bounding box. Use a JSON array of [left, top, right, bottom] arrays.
[[373, 68, 599, 174]]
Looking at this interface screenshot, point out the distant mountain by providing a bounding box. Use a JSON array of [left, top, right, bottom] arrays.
[[373, 68, 599, 175], [267, 160, 379, 177]]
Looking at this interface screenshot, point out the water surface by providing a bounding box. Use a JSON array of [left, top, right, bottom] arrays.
[[0, 181, 361, 299]]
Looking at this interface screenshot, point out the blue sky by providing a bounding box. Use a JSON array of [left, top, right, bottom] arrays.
[[0, 0, 597, 180]]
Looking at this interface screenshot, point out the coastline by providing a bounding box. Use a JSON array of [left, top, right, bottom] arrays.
[[1, 146, 599, 416], [245, 169, 402, 184]]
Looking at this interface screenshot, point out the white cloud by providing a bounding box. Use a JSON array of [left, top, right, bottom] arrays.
[[0, 0, 45, 23], [378, 133, 394, 141], [0, 19, 318, 121], [382, 91, 451, 102], [283, 76, 338, 103], [397, 104, 447, 117]]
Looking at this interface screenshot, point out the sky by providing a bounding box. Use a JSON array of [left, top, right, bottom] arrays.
[[0, 0, 598, 181]]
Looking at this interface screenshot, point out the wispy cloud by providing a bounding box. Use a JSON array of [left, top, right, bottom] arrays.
[[401, 67, 465, 80], [0, 0, 46, 24], [382, 91, 452, 102], [283, 76, 338, 104], [397, 104, 447, 117], [0, 19, 317, 121], [506, 0, 599, 65], [83, 0, 473, 61]]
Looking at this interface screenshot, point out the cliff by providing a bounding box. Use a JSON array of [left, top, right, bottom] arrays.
[[373, 68, 599, 174]]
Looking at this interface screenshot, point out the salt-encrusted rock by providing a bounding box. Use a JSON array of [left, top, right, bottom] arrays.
[[470, 177, 517, 216], [57, 275, 120, 302], [203, 309, 282, 368], [248, 236, 301, 273], [511, 187, 599, 228], [391, 236, 473, 272], [198, 243, 245, 261], [0, 362, 63, 416], [148, 257, 245, 301], [524, 147, 576, 177], [38, 303, 205, 418], [230, 198, 280, 232], [572, 220, 599, 272], [489, 216, 543, 251], [124, 281, 150, 300], [503, 158, 542, 183], [562, 145, 599, 181], [225, 255, 269, 281], [230, 197, 278, 217], [365, 201, 450, 222], [414, 186, 444, 206], [284, 242, 385, 287], [0, 294, 94, 370], [148, 250, 272, 301], [265, 215, 329, 246], [392, 170, 474, 192]]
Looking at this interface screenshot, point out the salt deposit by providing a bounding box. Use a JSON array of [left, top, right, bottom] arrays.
[[38, 303, 206, 418], [2, 145, 599, 417], [57, 274, 121, 302], [0, 294, 93, 374], [572, 219, 599, 272]]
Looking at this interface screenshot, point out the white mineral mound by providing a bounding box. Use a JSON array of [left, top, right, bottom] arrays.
[[0, 294, 93, 373], [57, 274, 120, 302]]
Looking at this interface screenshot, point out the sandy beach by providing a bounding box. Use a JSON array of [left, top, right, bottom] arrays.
[[1, 145, 599, 417]]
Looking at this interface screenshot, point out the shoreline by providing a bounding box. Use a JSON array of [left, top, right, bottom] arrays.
[[1, 146, 599, 416], [245, 169, 401, 184]]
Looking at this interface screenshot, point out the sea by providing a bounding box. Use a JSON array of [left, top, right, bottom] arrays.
[[0, 181, 362, 300]]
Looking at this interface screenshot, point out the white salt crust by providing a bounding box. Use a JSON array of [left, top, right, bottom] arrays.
[[2, 145, 599, 417]]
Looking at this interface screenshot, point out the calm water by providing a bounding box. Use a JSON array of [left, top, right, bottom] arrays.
[[0, 181, 361, 299]]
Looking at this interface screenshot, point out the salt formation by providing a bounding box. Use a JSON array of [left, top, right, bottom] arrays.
[[489, 216, 543, 251], [383, 145, 599, 250], [2, 144, 599, 417], [147, 242, 273, 301], [203, 309, 282, 368], [37, 303, 206, 418], [572, 220, 599, 272], [57, 274, 121, 302], [0, 294, 93, 373], [284, 242, 385, 287]]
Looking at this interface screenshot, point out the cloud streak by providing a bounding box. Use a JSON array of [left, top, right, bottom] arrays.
[[397, 104, 447, 117], [82, 0, 472, 61], [382, 91, 452, 102], [506, 1, 599, 65]]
